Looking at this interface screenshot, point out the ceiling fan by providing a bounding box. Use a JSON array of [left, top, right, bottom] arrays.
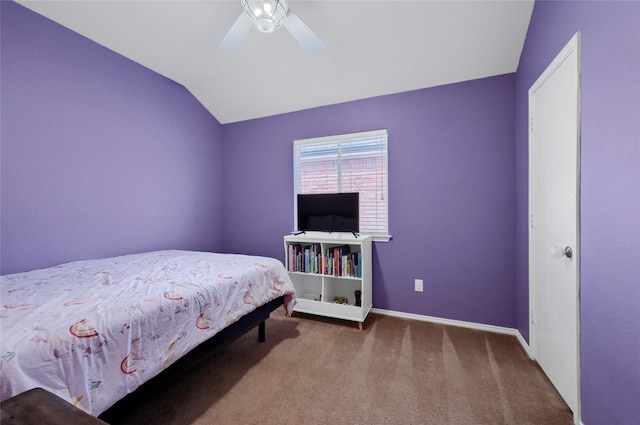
[[219, 0, 325, 55]]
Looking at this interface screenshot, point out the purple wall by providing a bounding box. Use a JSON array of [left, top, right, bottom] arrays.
[[1, 2, 224, 274], [515, 1, 640, 424], [6, 1, 637, 422], [222, 75, 517, 328]]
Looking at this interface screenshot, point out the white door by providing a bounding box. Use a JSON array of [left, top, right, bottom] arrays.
[[529, 33, 581, 423]]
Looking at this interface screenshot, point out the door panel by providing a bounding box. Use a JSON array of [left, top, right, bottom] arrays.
[[529, 33, 581, 422]]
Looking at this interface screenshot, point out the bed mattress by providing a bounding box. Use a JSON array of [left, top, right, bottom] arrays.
[[0, 250, 295, 415]]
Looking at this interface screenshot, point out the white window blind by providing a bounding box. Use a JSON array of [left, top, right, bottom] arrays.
[[294, 129, 388, 235]]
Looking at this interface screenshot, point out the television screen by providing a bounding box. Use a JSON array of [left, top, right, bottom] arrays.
[[297, 192, 359, 233]]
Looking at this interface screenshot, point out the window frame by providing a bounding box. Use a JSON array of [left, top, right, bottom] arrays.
[[293, 129, 391, 241]]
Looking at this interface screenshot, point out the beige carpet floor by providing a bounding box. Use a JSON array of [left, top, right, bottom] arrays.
[[101, 312, 573, 425]]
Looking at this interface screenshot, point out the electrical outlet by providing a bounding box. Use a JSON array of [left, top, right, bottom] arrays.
[[414, 279, 424, 292]]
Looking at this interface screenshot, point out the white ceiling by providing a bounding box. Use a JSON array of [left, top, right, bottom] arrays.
[[17, 0, 534, 124]]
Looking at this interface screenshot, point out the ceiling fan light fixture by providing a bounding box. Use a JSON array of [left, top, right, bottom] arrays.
[[242, 0, 289, 34]]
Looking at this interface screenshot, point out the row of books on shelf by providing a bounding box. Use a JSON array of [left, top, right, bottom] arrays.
[[287, 243, 362, 278]]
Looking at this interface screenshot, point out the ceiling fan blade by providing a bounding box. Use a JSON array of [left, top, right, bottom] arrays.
[[283, 8, 325, 56], [219, 13, 253, 51]]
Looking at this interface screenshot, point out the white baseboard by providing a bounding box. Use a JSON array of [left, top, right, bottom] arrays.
[[515, 328, 533, 359], [370, 307, 532, 357]]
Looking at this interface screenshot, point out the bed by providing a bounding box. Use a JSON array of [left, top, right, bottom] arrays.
[[0, 250, 295, 416]]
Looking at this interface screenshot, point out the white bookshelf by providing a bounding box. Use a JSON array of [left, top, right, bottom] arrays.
[[284, 232, 372, 330]]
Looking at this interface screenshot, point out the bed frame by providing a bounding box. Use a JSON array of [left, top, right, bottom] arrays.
[[98, 295, 285, 422]]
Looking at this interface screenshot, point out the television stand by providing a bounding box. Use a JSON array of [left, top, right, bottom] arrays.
[[292, 230, 359, 238]]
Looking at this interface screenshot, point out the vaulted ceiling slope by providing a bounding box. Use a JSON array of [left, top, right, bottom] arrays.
[[17, 1, 534, 124]]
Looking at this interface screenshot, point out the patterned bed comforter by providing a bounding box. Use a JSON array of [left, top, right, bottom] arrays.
[[0, 250, 295, 415]]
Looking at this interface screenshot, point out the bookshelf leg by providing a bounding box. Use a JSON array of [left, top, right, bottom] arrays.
[[358, 321, 363, 331]]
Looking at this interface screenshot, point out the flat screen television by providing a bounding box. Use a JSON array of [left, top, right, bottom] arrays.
[[297, 192, 359, 233]]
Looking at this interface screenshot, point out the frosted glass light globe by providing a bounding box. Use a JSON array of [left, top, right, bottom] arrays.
[[242, 0, 289, 34]]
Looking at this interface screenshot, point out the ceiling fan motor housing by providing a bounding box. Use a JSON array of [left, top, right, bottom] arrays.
[[242, 0, 289, 33]]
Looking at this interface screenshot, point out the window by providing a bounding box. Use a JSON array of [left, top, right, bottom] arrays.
[[293, 129, 388, 236]]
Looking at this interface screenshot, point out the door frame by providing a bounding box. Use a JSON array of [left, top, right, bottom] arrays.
[[528, 32, 582, 424]]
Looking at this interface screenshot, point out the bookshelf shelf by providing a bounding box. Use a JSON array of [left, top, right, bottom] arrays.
[[284, 232, 372, 330]]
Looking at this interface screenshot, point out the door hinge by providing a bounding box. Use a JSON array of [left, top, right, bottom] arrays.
[[530, 213, 534, 229], [530, 117, 534, 132], [530, 308, 535, 325]]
